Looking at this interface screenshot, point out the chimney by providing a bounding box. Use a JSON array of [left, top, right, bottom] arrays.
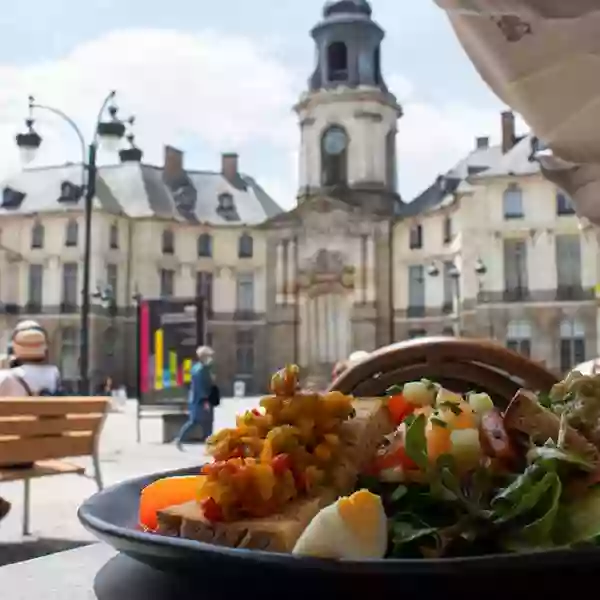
[[163, 145, 184, 182], [221, 153, 239, 182], [501, 111, 516, 154], [476, 136, 489, 150]]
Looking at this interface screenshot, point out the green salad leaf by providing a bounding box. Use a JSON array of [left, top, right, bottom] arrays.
[[404, 413, 428, 470], [527, 444, 595, 472]]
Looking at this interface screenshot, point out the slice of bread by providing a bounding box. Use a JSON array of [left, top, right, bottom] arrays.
[[156, 489, 338, 553], [155, 397, 393, 552]]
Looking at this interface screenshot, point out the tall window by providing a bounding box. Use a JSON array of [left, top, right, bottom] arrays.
[[31, 221, 44, 249], [60, 327, 79, 383], [503, 183, 524, 219], [506, 320, 531, 357], [327, 41, 348, 82], [109, 222, 119, 249], [238, 233, 253, 259], [196, 271, 213, 313], [409, 224, 423, 250], [385, 129, 397, 190], [65, 218, 78, 247], [560, 318, 586, 373], [556, 191, 575, 216], [556, 234, 581, 298], [503, 239, 528, 300], [236, 330, 254, 376], [162, 229, 175, 255], [27, 264, 43, 310], [442, 261, 455, 313], [62, 262, 78, 309], [408, 265, 425, 317], [236, 273, 254, 313], [160, 269, 175, 297], [443, 216, 452, 244], [197, 233, 212, 258], [106, 264, 118, 305], [321, 126, 348, 187]]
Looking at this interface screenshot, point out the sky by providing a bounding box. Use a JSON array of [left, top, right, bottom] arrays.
[[0, 0, 525, 209]]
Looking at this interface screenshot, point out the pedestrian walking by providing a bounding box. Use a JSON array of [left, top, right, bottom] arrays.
[[174, 346, 216, 451]]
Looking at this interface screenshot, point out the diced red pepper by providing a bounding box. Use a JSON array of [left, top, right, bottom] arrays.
[[387, 393, 417, 426], [200, 497, 224, 522], [251, 408, 261, 417], [372, 445, 417, 472], [271, 453, 292, 476]]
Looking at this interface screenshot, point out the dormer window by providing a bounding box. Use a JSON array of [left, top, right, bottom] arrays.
[[65, 218, 79, 247], [238, 233, 253, 259], [162, 229, 175, 255], [2, 187, 25, 209], [58, 181, 82, 203], [217, 193, 239, 221]]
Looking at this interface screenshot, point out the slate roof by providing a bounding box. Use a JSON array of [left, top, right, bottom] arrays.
[[0, 162, 284, 225], [401, 134, 539, 218]]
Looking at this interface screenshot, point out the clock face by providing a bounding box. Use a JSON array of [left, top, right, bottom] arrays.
[[323, 127, 348, 155]]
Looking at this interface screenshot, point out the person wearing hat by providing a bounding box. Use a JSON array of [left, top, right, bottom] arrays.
[[174, 345, 217, 451], [0, 320, 61, 396]]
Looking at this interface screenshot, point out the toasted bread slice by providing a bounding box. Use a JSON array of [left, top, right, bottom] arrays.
[[504, 389, 600, 464], [156, 489, 338, 553], [155, 397, 393, 552]]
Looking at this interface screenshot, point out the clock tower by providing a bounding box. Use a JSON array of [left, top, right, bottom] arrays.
[[295, 0, 402, 212]]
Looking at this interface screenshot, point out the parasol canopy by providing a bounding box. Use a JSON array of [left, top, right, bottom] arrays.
[[435, 0, 600, 223]]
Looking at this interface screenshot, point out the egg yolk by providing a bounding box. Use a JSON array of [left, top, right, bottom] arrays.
[[337, 489, 382, 547]]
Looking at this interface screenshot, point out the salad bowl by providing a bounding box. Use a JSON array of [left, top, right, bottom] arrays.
[[79, 338, 600, 594]]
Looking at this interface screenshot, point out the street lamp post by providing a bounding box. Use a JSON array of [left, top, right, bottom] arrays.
[[15, 92, 135, 394], [427, 258, 487, 336]]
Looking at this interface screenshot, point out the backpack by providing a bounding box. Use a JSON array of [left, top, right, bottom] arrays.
[[208, 384, 221, 407]]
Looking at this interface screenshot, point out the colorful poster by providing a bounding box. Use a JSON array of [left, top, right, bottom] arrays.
[[137, 297, 205, 405]]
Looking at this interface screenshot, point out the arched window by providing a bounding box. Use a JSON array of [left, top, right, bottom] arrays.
[[327, 42, 348, 82], [197, 233, 212, 258], [103, 326, 118, 357], [109, 222, 119, 249], [560, 318, 586, 373], [321, 126, 349, 187], [65, 218, 79, 247], [162, 229, 175, 255], [506, 319, 532, 357], [503, 183, 523, 219], [31, 221, 44, 249], [238, 233, 253, 259], [373, 46, 382, 84]]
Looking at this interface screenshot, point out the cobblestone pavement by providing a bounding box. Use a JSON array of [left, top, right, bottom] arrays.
[[0, 397, 260, 558]]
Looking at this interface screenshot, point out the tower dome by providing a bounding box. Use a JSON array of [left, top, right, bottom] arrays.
[[308, 0, 386, 92]]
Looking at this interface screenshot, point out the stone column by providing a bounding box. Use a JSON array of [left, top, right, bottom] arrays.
[[287, 238, 297, 305], [275, 242, 285, 305]]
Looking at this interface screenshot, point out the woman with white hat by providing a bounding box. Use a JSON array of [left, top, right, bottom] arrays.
[[0, 320, 61, 396]]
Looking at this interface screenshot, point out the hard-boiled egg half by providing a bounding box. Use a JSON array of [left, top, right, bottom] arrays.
[[292, 489, 387, 560]]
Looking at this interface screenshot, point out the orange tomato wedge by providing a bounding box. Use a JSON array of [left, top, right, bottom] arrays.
[[139, 475, 206, 531]]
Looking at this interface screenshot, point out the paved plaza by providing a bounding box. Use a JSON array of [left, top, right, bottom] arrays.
[[0, 397, 261, 565]]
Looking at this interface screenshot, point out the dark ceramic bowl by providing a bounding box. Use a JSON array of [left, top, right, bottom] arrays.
[[78, 466, 600, 595]]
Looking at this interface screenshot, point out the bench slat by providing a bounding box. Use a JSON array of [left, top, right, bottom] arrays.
[[0, 433, 94, 465], [0, 459, 85, 482], [0, 398, 110, 417], [0, 415, 104, 436]]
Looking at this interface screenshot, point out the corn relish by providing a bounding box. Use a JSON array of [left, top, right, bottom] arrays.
[[200, 364, 355, 521]]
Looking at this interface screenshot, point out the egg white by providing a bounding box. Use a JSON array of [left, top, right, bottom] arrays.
[[292, 496, 388, 560]]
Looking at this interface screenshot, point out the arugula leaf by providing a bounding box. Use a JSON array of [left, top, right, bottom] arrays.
[[404, 413, 428, 470], [492, 464, 555, 523], [386, 384, 404, 396], [527, 445, 595, 472], [519, 473, 562, 546], [392, 521, 438, 546], [438, 401, 462, 416], [537, 392, 553, 409]]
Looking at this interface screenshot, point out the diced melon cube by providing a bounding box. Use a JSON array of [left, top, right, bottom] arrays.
[[403, 381, 436, 406], [436, 388, 463, 406], [450, 428, 481, 465], [468, 392, 494, 415]]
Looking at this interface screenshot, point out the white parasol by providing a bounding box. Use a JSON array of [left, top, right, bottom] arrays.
[[434, 0, 600, 223]]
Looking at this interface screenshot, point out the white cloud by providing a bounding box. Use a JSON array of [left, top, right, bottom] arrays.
[[0, 27, 524, 208]]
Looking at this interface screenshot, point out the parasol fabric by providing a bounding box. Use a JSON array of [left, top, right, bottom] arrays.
[[435, 0, 600, 165], [435, 0, 600, 225]]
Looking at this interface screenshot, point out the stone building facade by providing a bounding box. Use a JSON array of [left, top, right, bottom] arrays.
[[0, 0, 597, 394]]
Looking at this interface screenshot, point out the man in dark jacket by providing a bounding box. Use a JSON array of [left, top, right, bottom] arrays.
[[175, 346, 215, 451]]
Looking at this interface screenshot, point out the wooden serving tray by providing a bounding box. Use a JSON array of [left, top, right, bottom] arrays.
[[328, 337, 559, 408]]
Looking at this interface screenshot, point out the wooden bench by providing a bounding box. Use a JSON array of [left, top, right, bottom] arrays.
[[0, 397, 110, 536]]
